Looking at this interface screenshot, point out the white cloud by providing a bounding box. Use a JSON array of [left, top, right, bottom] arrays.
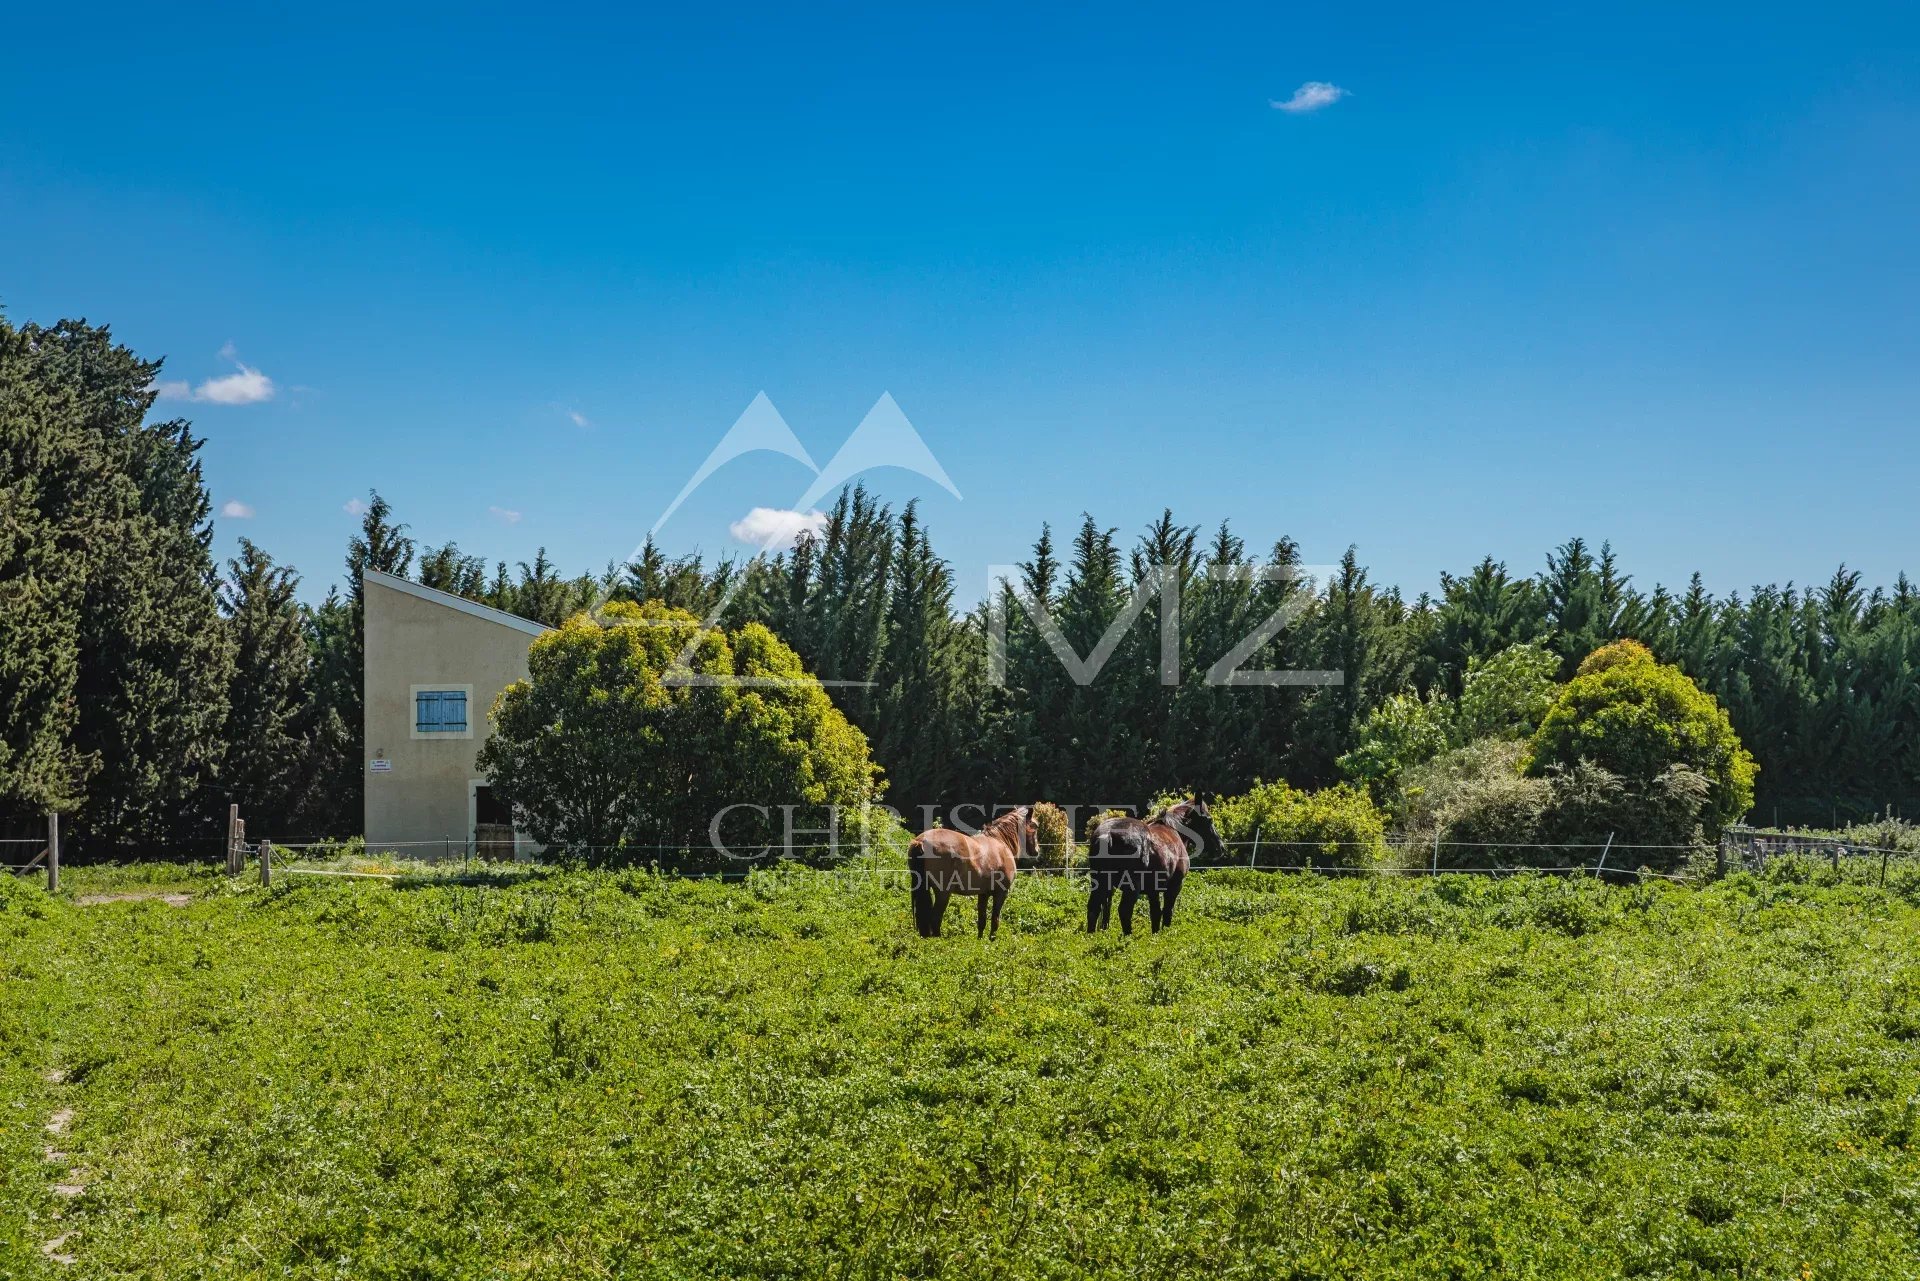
[[196, 364, 275, 405], [344, 498, 368, 516], [489, 505, 523, 524], [1270, 81, 1348, 113], [730, 506, 828, 552], [568, 409, 590, 428], [151, 344, 277, 405], [220, 499, 255, 519]]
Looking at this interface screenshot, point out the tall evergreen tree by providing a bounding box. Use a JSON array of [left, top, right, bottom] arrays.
[[21, 320, 234, 847], [307, 492, 413, 836], [873, 503, 971, 820], [220, 539, 323, 833], [0, 318, 92, 816]]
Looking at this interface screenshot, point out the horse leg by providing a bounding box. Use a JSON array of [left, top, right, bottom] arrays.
[[1163, 872, 1185, 929], [976, 892, 989, 938], [1086, 877, 1109, 932], [1118, 884, 1140, 936], [932, 889, 950, 937], [1146, 889, 1164, 933], [990, 887, 1007, 939]]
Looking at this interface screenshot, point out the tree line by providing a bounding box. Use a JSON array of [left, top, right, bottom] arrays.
[[4, 316, 1916, 850]]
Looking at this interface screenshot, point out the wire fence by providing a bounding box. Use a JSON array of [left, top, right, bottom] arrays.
[[38, 816, 1920, 893], [233, 836, 1715, 886]]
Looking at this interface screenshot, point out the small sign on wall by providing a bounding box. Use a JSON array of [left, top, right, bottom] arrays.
[[370, 759, 393, 773]]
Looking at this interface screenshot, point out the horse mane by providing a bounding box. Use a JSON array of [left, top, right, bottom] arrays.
[[984, 807, 1028, 842]]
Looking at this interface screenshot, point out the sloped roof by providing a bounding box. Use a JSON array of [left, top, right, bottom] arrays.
[[362, 569, 551, 637]]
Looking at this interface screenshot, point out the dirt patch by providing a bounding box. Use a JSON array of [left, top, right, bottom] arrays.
[[74, 891, 193, 907]]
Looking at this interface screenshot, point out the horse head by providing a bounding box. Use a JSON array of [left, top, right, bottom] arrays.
[[1159, 797, 1224, 860]]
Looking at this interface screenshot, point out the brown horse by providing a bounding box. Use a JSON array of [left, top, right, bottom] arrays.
[[907, 806, 1037, 938], [1086, 799, 1222, 935]]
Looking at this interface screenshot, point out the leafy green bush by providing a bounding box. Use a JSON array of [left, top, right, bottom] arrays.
[[1456, 643, 1561, 741], [1338, 692, 1452, 791], [1401, 739, 1529, 837], [1030, 801, 1075, 869], [1434, 761, 1553, 869], [479, 601, 880, 868], [1399, 737, 1716, 868], [1527, 642, 1757, 837], [1343, 643, 1561, 798], [1213, 780, 1389, 869]]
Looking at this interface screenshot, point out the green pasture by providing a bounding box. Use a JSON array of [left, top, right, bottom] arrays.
[[5, 859, 1920, 1278]]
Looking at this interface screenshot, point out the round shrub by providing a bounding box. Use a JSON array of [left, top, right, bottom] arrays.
[[479, 601, 881, 868], [1031, 801, 1075, 869], [1527, 643, 1757, 836]]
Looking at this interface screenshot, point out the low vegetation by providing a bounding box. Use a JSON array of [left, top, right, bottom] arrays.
[[7, 858, 1920, 1276]]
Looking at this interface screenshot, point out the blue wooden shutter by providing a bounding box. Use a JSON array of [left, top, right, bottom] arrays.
[[417, 690, 470, 732]]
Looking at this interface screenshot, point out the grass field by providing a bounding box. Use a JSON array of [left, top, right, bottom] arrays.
[[6, 859, 1920, 1279]]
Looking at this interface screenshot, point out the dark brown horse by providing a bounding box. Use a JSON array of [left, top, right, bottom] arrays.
[[1086, 799, 1223, 934], [907, 806, 1037, 938]]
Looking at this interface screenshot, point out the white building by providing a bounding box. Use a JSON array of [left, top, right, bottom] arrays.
[[361, 570, 548, 856]]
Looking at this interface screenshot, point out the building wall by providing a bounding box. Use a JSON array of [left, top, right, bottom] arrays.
[[362, 572, 546, 851]]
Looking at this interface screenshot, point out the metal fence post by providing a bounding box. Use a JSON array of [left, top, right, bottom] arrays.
[[46, 812, 59, 896], [1250, 826, 1260, 870], [1432, 830, 1440, 876]]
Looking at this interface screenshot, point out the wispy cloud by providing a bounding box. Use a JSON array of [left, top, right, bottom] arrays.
[[730, 506, 828, 552], [344, 498, 368, 516], [568, 409, 590, 428], [1270, 81, 1348, 114], [154, 343, 277, 405], [489, 505, 523, 525], [220, 499, 255, 519]]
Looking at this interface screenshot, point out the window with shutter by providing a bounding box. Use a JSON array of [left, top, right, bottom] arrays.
[[415, 690, 469, 734]]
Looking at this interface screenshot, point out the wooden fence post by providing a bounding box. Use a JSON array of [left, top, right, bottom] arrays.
[[46, 812, 59, 896], [226, 804, 243, 876], [260, 839, 272, 888]]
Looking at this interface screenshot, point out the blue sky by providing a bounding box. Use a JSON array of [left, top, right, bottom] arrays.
[[4, 2, 1918, 604]]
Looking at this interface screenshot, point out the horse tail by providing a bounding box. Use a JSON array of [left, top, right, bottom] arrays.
[[907, 838, 935, 936]]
